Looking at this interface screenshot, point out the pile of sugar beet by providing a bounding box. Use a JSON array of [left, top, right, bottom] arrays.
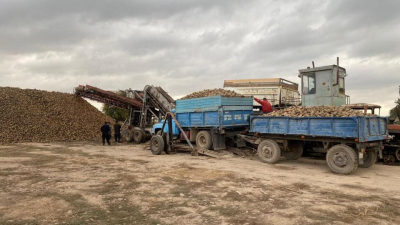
[[180, 88, 245, 100], [266, 106, 375, 117], [0, 87, 115, 144]]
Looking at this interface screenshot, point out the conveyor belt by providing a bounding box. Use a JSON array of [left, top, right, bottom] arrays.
[[74, 85, 143, 110]]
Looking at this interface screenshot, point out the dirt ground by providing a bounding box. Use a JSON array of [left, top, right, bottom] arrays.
[[0, 141, 399, 225]]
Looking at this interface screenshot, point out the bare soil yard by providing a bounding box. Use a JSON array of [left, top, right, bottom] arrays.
[[0, 142, 399, 225]]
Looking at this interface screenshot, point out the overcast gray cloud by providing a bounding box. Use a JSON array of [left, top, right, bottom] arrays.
[[0, 0, 399, 115]]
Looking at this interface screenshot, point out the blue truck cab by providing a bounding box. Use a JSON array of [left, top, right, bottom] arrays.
[[153, 119, 180, 136], [152, 109, 180, 136]]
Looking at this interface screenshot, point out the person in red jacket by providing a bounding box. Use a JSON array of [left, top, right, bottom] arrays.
[[254, 97, 273, 113]]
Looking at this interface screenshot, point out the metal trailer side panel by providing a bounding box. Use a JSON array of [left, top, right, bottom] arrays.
[[250, 116, 388, 142], [358, 117, 388, 142], [176, 110, 253, 129], [175, 96, 253, 113]]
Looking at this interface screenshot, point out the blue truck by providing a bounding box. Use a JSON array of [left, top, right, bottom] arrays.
[[152, 95, 253, 151], [245, 115, 388, 174], [151, 95, 389, 174]]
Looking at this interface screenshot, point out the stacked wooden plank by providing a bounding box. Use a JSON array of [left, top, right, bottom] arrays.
[[180, 88, 244, 100], [0, 87, 114, 144], [266, 106, 374, 117]]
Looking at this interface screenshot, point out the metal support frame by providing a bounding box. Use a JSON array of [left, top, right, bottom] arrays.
[[160, 112, 197, 156], [323, 141, 330, 151]]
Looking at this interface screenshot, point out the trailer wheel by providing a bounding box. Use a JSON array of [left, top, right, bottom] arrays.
[[196, 131, 212, 150], [133, 130, 144, 144], [257, 139, 281, 164], [121, 129, 134, 143], [282, 144, 303, 160], [150, 135, 164, 155], [326, 144, 358, 175], [359, 150, 377, 168], [383, 155, 396, 165], [396, 148, 400, 161]]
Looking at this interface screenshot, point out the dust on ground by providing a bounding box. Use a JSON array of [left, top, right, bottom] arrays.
[[0, 141, 399, 225]]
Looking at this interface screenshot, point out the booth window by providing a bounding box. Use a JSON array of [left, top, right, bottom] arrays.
[[302, 73, 316, 95], [339, 77, 345, 93]]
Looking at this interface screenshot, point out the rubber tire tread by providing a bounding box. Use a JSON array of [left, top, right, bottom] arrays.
[[358, 150, 377, 168], [121, 129, 134, 143], [326, 144, 358, 175], [150, 135, 164, 155], [257, 139, 281, 164], [133, 130, 144, 144], [196, 130, 212, 150]]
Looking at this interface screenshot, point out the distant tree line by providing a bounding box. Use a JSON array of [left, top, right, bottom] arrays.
[[389, 98, 400, 120]]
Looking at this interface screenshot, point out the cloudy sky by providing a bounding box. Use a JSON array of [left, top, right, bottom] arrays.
[[0, 0, 399, 115]]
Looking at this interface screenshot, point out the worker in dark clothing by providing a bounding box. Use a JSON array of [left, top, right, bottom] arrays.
[[254, 97, 273, 114], [114, 120, 122, 143], [100, 122, 111, 146]]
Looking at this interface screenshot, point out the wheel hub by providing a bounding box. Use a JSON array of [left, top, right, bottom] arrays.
[[153, 140, 159, 148], [333, 152, 348, 167], [200, 136, 206, 145], [262, 145, 273, 158]]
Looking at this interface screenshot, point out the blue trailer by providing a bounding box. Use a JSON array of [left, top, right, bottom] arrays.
[[244, 115, 389, 174], [151, 96, 253, 153]]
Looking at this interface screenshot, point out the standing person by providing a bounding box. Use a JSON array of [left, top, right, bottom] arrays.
[[113, 120, 122, 143], [107, 122, 112, 143], [100, 122, 111, 146], [254, 97, 273, 114]]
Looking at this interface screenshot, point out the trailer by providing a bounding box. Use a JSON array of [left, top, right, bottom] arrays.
[[242, 115, 389, 174], [383, 124, 400, 164], [150, 95, 253, 155]]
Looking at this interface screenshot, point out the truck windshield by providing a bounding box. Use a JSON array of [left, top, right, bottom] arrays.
[[302, 73, 316, 95]]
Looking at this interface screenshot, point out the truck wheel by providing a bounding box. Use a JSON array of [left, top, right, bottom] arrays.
[[282, 144, 303, 160], [359, 150, 377, 168], [133, 130, 144, 144], [326, 144, 358, 175], [383, 155, 396, 165], [257, 139, 281, 164], [150, 135, 164, 155], [196, 131, 212, 150], [121, 129, 134, 143]]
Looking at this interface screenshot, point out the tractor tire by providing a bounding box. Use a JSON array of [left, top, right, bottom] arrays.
[[282, 144, 303, 160], [196, 130, 212, 150], [121, 129, 134, 143], [133, 129, 144, 144], [150, 135, 164, 155], [359, 150, 377, 168], [257, 139, 281, 164], [326, 144, 358, 175]]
